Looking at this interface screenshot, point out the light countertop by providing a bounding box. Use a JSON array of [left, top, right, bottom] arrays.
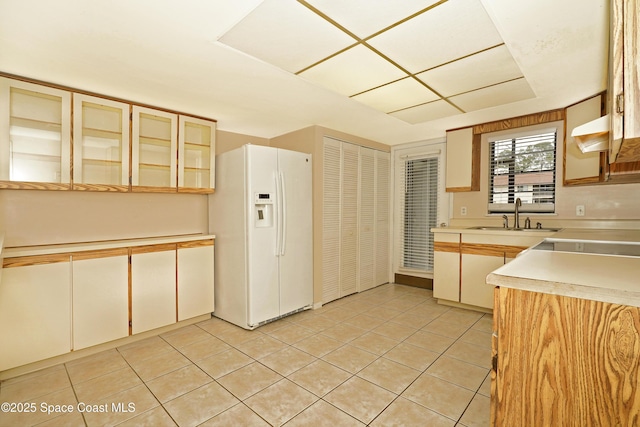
[[487, 228, 640, 308], [3, 234, 216, 258]]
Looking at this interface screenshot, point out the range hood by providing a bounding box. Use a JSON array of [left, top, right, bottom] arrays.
[[571, 115, 610, 153]]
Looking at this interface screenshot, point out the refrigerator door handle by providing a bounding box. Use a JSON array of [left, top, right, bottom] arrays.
[[275, 172, 281, 256], [279, 171, 287, 256]]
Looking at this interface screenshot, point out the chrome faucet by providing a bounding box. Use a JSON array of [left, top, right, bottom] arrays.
[[514, 197, 522, 229], [502, 215, 509, 228]]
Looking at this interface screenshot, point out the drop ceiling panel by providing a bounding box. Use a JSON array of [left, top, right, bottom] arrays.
[[390, 100, 462, 124], [304, 0, 442, 38], [352, 78, 439, 113], [417, 45, 523, 97], [368, 0, 504, 73], [299, 45, 407, 96], [218, 0, 355, 73], [449, 78, 535, 111]]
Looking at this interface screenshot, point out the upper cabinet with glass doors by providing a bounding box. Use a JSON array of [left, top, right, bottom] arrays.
[[132, 106, 177, 191], [0, 74, 216, 193], [0, 77, 71, 190], [73, 94, 130, 191], [178, 116, 216, 192]]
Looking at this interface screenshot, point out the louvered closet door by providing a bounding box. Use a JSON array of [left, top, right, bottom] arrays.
[[375, 151, 390, 286], [322, 138, 341, 303], [358, 147, 375, 292], [340, 142, 359, 297]]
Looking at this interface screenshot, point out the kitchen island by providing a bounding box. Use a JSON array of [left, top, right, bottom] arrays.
[[487, 229, 640, 426]]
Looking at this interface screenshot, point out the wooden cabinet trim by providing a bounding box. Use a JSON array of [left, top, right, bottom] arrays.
[[72, 183, 129, 192], [3, 253, 71, 268], [0, 181, 71, 191], [177, 239, 214, 249], [131, 186, 178, 193], [472, 109, 565, 135], [461, 243, 529, 258], [434, 241, 460, 253], [71, 248, 129, 261], [177, 187, 215, 194], [130, 243, 177, 255]]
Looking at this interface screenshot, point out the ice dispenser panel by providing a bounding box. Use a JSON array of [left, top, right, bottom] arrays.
[[254, 193, 274, 228]]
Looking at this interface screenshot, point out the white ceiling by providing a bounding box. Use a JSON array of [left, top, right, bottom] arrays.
[[0, 0, 608, 146]]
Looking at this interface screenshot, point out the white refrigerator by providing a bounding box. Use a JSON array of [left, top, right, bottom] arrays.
[[209, 144, 313, 329]]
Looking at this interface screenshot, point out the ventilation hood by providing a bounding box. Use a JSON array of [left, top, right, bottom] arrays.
[[571, 115, 610, 153]]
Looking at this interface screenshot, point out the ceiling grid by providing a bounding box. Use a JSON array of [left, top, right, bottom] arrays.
[[218, 0, 534, 124]]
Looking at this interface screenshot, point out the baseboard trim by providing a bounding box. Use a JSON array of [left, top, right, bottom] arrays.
[[394, 273, 433, 290]]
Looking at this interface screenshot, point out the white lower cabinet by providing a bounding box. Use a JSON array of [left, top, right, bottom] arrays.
[[72, 251, 129, 350], [177, 242, 214, 321], [131, 246, 177, 334], [460, 252, 504, 309], [433, 233, 461, 302], [0, 236, 215, 371], [433, 231, 551, 310], [0, 260, 71, 371]]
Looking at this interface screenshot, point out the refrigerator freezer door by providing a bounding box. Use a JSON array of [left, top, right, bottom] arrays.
[[246, 145, 280, 326], [277, 149, 313, 315]]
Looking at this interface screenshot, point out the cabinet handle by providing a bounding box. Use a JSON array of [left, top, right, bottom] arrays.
[[616, 94, 624, 114]]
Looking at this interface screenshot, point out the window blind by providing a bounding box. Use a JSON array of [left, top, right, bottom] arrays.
[[488, 131, 557, 213], [401, 156, 439, 272]]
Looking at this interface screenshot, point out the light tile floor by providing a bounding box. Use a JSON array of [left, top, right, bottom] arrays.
[[0, 284, 492, 426]]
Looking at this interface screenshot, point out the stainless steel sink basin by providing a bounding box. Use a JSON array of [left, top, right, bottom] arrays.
[[467, 226, 561, 232]]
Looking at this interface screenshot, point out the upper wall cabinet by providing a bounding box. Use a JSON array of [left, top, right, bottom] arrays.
[[445, 127, 480, 192], [132, 106, 178, 191], [564, 95, 605, 185], [0, 77, 71, 190], [178, 116, 216, 192], [0, 74, 217, 193], [73, 94, 130, 191], [610, 0, 640, 162]]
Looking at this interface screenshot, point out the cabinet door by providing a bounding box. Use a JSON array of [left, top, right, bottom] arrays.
[[564, 95, 603, 185], [178, 115, 215, 192], [0, 77, 71, 188], [72, 251, 129, 349], [375, 150, 390, 286], [358, 147, 375, 292], [73, 94, 130, 190], [132, 106, 177, 190], [322, 138, 341, 303], [433, 233, 461, 302], [0, 260, 71, 371], [177, 242, 214, 321], [461, 253, 504, 309], [131, 246, 176, 334], [446, 127, 479, 192], [340, 142, 359, 297]]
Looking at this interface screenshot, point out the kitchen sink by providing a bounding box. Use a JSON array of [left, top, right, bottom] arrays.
[[467, 226, 561, 232]]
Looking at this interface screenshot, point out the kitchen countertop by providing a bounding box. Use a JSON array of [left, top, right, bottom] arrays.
[[431, 226, 558, 236], [486, 228, 640, 308], [3, 233, 216, 258]]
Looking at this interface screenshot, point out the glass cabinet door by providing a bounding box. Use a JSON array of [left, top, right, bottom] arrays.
[[0, 77, 71, 188], [178, 116, 216, 192], [73, 94, 130, 190], [132, 106, 177, 190]]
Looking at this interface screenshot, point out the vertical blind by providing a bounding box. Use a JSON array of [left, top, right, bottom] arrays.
[[401, 155, 439, 272], [488, 131, 557, 213]]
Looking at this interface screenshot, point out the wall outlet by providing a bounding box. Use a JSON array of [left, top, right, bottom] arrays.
[[576, 205, 585, 216], [461, 206, 467, 216]]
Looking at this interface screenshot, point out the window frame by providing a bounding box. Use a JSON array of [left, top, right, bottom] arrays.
[[487, 127, 558, 214]]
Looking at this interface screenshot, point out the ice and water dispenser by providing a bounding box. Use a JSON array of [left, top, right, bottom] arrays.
[[254, 193, 274, 228]]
